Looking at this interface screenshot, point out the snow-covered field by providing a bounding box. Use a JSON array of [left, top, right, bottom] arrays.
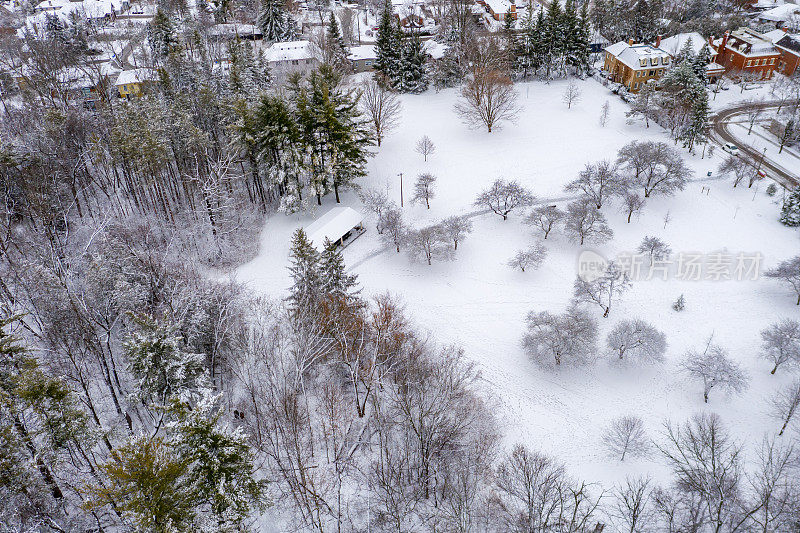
[[236, 77, 799, 487]]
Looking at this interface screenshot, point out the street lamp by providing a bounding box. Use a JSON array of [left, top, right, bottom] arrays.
[[398, 172, 403, 207]]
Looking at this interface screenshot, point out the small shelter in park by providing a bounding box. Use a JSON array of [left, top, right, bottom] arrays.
[[304, 207, 365, 252]]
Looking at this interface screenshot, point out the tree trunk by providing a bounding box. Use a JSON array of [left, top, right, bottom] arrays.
[[771, 363, 778, 375]]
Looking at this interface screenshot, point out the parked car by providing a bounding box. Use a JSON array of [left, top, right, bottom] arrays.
[[722, 143, 740, 156], [620, 92, 632, 103]]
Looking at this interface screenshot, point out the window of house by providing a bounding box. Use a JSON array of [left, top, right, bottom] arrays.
[[662, 56, 669, 64], [746, 60, 752, 66], [770, 58, 775, 64], [649, 70, 655, 76], [292, 60, 299, 65], [640, 59, 647, 67], [651, 58, 657, 66]]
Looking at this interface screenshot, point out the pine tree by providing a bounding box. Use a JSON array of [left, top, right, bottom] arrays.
[[287, 228, 322, 313], [375, 0, 401, 87], [693, 43, 712, 83], [0, 314, 91, 511], [780, 188, 800, 227], [320, 238, 360, 298], [674, 38, 696, 66], [573, 1, 592, 76], [148, 8, 181, 62], [123, 315, 208, 407], [258, 0, 288, 42], [542, 0, 563, 78], [681, 86, 709, 153], [169, 393, 265, 529], [562, 0, 581, 74], [397, 33, 428, 93], [326, 11, 349, 71], [432, 44, 466, 89]]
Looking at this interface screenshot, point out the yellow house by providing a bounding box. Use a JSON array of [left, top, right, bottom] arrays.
[[115, 68, 157, 98]]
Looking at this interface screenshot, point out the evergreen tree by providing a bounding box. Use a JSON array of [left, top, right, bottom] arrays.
[[562, 0, 581, 73], [287, 228, 322, 314], [397, 33, 428, 93], [0, 314, 92, 515], [320, 238, 360, 298], [148, 8, 181, 62], [326, 11, 349, 71], [780, 188, 800, 227], [674, 38, 696, 66], [169, 393, 265, 529], [573, 1, 592, 76], [254, 94, 304, 210], [123, 314, 208, 408], [680, 86, 709, 153], [693, 43, 712, 83], [514, 7, 536, 79], [780, 118, 795, 153], [375, 0, 401, 87], [432, 43, 466, 89], [542, 0, 564, 78], [258, 0, 289, 42]]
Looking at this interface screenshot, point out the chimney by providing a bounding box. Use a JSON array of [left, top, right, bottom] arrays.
[[628, 38, 635, 45], [709, 35, 714, 46], [720, 32, 729, 55], [655, 34, 662, 48]]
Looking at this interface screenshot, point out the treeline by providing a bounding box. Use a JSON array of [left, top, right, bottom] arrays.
[[0, 0, 370, 267]]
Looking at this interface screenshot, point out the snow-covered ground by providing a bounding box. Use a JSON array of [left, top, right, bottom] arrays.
[[236, 76, 800, 488]]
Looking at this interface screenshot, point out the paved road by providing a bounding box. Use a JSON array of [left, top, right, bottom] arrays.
[[711, 100, 800, 189]]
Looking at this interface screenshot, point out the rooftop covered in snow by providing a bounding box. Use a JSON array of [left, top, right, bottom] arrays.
[[304, 207, 364, 252]]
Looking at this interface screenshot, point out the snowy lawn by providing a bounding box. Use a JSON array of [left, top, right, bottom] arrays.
[[236, 76, 800, 487]]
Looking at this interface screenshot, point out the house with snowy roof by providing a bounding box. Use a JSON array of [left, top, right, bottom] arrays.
[[115, 68, 158, 98], [711, 28, 781, 80], [658, 32, 725, 82], [348, 45, 376, 73], [265, 40, 320, 77], [476, 0, 516, 22], [756, 3, 800, 29], [766, 30, 800, 75], [602, 39, 671, 93]]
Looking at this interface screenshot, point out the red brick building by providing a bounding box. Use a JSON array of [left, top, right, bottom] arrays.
[[775, 33, 800, 76], [712, 28, 782, 79]]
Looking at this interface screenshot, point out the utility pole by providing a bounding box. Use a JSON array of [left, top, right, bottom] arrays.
[[398, 172, 403, 207]]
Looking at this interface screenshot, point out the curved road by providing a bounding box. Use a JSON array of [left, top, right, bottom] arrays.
[[711, 100, 800, 189]]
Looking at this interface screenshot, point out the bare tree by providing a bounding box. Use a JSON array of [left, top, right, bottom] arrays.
[[523, 306, 598, 367], [360, 188, 393, 233], [565, 160, 624, 209], [411, 173, 437, 209], [617, 141, 692, 198], [606, 319, 667, 363], [621, 192, 645, 223], [680, 337, 749, 403], [760, 319, 800, 375], [338, 7, 355, 46], [743, 99, 764, 134], [507, 243, 548, 272], [381, 209, 408, 252], [657, 413, 750, 533], [610, 476, 656, 533], [746, 436, 799, 533], [360, 78, 402, 147], [718, 155, 751, 188], [573, 261, 631, 318], [770, 378, 800, 435], [408, 224, 451, 265], [492, 445, 602, 533], [525, 204, 563, 239], [564, 200, 613, 245], [415, 135, 436, 161], [765, 256, 800, 305], [454, 68, 520, 133], [474, 179, 534, 220], [599, 100, 611, 127], [562, 81, 582, 109], [637, 236, 672, 261], [602, 415, 650, 461], [440, 215, 473, 250]]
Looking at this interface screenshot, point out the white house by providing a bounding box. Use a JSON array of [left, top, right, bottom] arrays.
[[265, 40, 320, 77], [304, 207, 365, 252]]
